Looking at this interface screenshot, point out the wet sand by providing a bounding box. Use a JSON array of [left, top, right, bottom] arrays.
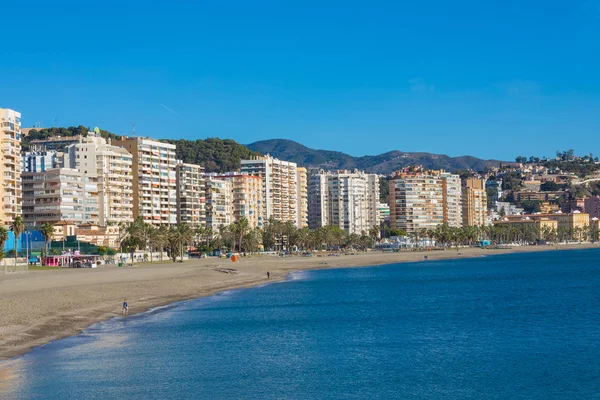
[[0, 243, 598, 359]]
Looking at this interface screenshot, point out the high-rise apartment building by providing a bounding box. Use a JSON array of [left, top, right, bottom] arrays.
[[366, 174, 381, 229], [22, 168, 99, 229], [120, 138, 178, 226], [240, 155, 299, 224], [308, 172, 328, 229], [296, 167, 308, 228], [64, 132, 134, 226], [440, 172, 462, 227], [214, 173, 263, 229], [389, 169, 463, 233], [389, 170, 444, 234], [176, 163, 206, 227], [1, 108, 22, 225], [205, 178, 233, 231], [308, 170, 380, 235], [462, 178, 487, 226]]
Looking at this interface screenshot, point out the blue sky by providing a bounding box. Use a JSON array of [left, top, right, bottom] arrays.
[[2, 0, 600, 160]]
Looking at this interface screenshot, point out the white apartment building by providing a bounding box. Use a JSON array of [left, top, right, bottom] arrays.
[[240, 155, 300, 224], [0, 108, 22, 225], [64, 132, 134, 226], [120, 137, 178, 226], [308, 170, 380, 235], [22, 168, 99, 229], [176, 163, 206, 227], [308, 172, 328, 229], [205, 178, 233, 231]]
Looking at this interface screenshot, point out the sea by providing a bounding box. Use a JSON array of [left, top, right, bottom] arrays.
[[1, 249, 599, 399]]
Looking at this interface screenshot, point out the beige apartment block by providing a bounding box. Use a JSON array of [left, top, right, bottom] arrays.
[[22, 168, 99, 229], [462, 178, 487, 226], [205, 178, 233, 231], [176, 163, 206, 227], [0, 108, 22, 225], [120, 137, 178, 226], [241, 155, 299, 224], [63, 131, 134, 226], [215, 173, 263, 229]]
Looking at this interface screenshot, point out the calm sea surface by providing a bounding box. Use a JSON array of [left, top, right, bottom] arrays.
[[1, 250, 600, 399]]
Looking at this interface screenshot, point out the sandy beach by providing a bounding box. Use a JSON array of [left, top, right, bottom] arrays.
[[1, 243, 598, 359]]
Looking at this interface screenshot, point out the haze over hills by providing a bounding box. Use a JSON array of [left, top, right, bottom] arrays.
[[246, 139, 505, 174]]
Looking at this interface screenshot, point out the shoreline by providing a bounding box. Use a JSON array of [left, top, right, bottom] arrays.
[[1, 243, 599, 360]]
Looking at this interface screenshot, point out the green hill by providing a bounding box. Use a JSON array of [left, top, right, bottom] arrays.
[[22, 126, 258, 173]]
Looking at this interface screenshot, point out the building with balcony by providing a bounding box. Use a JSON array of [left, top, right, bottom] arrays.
[[119, 137, 178, 226], [214, 173, 263, 229], [296, 167, 308, 228], [389, 169, 444, 234], [176, 163, 206, 227], [1, 108, 23, 226], [205, 178, 233, 231], [29, 136, 81, 152], [22, 168, 99, 229], [441, 172, 462, 227], [308, 169, 380, 235], [389, 168, 463, 233], [63, 132, 134, 226], [240, 155, 299, 224], [462, 178, 487, 226]]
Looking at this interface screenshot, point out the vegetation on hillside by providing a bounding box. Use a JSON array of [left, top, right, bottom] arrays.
[[22, 126, 258, 173], [163, 138, 259, 173]]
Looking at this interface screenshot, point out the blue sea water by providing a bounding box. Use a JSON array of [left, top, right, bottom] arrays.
[[1, 250, 600, 399]]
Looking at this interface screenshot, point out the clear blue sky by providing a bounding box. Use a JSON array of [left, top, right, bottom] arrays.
[[2, 0, 600, 160]]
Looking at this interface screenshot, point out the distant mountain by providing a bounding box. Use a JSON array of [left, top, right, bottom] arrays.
[[246, 139, 504, 174]]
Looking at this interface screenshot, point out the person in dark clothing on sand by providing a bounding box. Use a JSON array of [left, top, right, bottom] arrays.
[[267, 271, 270, 279]]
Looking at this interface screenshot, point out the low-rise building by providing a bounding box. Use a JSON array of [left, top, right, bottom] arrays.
[[52, 221, 121, 248]]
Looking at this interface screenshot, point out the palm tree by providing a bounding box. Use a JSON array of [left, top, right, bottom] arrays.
[[10, 216, 24, 266], [168, 223, 194, 262], [40, 222, 54, 251], [232, 218, 250, 252], [147, 226, 166, 263], [40, 222, 55, 265]]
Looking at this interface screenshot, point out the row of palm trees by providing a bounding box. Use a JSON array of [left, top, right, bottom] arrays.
[[4, 215, 595, 267], [410, 222, 600, 248]]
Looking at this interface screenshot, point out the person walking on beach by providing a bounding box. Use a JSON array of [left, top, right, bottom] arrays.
[[267, 271, 270, 279], [122, 299, 129, 315]]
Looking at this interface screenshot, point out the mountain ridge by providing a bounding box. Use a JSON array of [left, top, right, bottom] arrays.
[[246, 139, 504, 174]]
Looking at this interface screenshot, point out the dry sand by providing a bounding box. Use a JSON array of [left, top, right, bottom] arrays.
[[1, 243, 598, 359]]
